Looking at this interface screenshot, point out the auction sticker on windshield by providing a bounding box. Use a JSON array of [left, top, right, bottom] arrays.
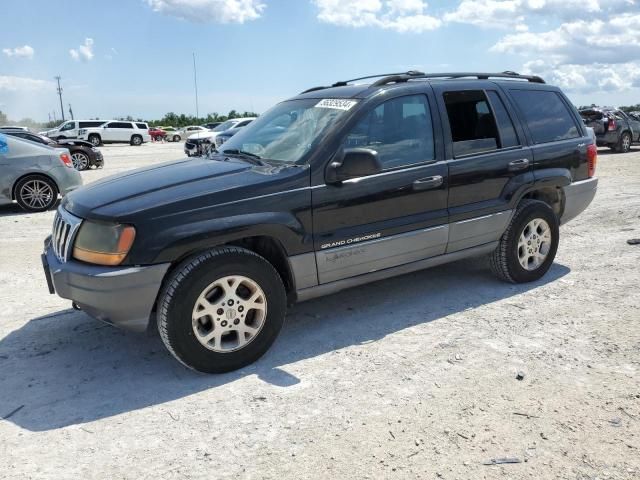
[[315, 99, 358, 111]]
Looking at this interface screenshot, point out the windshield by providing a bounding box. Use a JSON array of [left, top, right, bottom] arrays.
[[218, 98, 357, 163], [213, 120, 236, 132]]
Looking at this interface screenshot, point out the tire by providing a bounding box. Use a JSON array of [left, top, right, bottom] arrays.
[[615, 132, 631, 153], [173, 135, 181, 142], [71, 151, 90, 170], [130, 135, 143, 146], [88, 134, 101, 147], [15, 175, 58, 212], [157, 246, 287, 373], [490, 199, 559, 283]]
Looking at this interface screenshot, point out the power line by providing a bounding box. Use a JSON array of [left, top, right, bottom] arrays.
[[55, 76, 65, 122]]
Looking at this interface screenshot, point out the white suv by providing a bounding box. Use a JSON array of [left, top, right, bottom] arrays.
[[78, 121, 151, 146], [41, 120, 109, 140]]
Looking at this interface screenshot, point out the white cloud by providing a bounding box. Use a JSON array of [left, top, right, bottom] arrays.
[[0, 75, 53, 92], [2, 45, 35, 59], [314, 0, 441, 33], [69, 38, 94, 62], [146, 0, 265, 23]]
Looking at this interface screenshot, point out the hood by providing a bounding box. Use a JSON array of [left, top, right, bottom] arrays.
[[188, 131, 218, 141], [62, 157, 304, 221]]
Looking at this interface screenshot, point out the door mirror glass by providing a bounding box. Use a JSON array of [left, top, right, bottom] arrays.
[[327, 148, 382, 183]]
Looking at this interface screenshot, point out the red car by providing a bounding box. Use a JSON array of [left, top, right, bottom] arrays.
[[149, 127, 167, 141]]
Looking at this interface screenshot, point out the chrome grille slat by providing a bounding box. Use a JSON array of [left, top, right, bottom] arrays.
[[51, 207, 83, 263]]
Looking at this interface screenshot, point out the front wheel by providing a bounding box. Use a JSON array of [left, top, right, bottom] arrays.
[[173, 135, 181, 142], [88, 134, 101, 147], [157, 247, 287, 373], [490, 199, 559, 283]]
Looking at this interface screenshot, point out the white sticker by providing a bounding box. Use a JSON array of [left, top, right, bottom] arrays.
[[315, 99, 358, 111]]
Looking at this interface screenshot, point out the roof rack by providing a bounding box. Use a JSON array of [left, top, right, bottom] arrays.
[[300, 70, 425, 94], [370, 71, 545, 86]]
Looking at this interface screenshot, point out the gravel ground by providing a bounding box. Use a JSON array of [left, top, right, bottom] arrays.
[[0, 143, 639, 479]]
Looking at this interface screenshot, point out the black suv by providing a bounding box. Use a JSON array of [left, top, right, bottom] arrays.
[[580, 107, 640, 153], [42, 71, 598, 373]]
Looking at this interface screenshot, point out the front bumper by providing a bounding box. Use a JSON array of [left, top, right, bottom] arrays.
[[560, 177, 598, 225], [42, 241, 170, 332]]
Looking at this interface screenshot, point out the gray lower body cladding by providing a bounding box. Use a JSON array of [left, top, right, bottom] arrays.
[[43, 246, 170, 332], [560, 178, 598, 225]]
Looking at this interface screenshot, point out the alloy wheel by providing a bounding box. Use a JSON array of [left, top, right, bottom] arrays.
[[71, 152, 89, 170], [191, 275, 267, 353], [19, 179, 55, 210], [517, 218, 552, 271]]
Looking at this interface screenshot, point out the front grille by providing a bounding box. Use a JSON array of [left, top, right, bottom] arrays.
[[51, 208, 82, 263]]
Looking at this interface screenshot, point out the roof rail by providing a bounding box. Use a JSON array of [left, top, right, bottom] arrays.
[[300, 70, 425, 94], [370, 71, 545, 87]]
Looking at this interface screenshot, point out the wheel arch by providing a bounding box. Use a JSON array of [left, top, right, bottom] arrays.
[[513, 168, 570, 218], [11, 172, 60, 200]]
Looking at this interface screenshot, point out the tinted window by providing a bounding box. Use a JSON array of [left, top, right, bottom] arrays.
[[80, 121, 105, 128], [487, 90, 519, 148], [136, 123, 148, 129], [444, 90, 500, 157], [108, 122, 133, 129], [236, 120, 252, 128], [343, 94, 435, 169], [511, 90, 579, 143]]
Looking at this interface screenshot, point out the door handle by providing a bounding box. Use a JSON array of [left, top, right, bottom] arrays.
[[413, 175, 443, 191], [508, 158, 530, 171]]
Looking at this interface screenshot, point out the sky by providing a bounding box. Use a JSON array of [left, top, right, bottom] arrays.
[[1, 0, 639, 123]]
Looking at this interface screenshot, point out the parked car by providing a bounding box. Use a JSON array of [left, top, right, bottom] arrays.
[[0, 125, 29, 132], [0, 133, 82, 212], [78, 121, 151, 146], [203, 122, 222, 130], [2, 129, 103, 170], [628, 111, 640, 122], [42, 71, 597, 373], [149, 127, 168, 141], [214, 126, 243, 148], [41, 120, 109, 141], [170, 125, 208, 143], [184, 118, 256, 156], [579, 107, 640, 153]]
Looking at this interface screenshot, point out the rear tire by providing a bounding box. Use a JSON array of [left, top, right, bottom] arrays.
[[71, 151, 90, 170], [490, 199, 559, 283], [173, 135, 181, 142], [157, 247, 287, 373], [88, 134, 101, 147], [615, 132, 631, 153], [131, 135, 143, 146], [15, 175, 58, 212]]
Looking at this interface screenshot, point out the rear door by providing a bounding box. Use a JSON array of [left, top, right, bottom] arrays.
[[312, 90, 449, 284], [433, 84, 533, 253]]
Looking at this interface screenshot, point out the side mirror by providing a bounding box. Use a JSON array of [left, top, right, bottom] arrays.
[[326, 148, 382, 183]]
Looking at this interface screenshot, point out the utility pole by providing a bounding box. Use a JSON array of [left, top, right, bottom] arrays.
[[192, 52, 199, 120], [68, 104, 74, 120], [55, 76, 65, 122]]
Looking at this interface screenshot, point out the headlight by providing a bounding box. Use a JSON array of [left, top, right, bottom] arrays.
[[73, 221, 136, 266]]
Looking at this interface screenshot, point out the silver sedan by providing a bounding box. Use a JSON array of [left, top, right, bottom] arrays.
[[0, 134, 82, 212]]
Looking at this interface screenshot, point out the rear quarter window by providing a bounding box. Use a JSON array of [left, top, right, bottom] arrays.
[[510, 89, 580, 144], [136, 123, 148, 129]]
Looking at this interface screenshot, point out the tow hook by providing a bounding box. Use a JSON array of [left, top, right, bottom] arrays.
[[72, 302, 82, 311]]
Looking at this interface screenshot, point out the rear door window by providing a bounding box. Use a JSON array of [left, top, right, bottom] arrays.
[[443, 90, 502, 157], [108, 122, 133, 129], [510, 90, 580, 144], [487, 91, 519, 148]]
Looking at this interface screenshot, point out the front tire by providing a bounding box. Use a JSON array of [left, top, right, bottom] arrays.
[[157, 247, 287, 373], [88, 134, 101, 147], [173, 135, 181, 142], [490, 199, 559, 283], [15, 175, 58, 212]]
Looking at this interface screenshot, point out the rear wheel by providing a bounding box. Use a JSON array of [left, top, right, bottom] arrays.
[[88, 134, 101, 147], [173, 135, 181, 142], [15, 175, 58, 212], [131, 135, 143, 146], [71, 151, 89, 170], [157, 247, 287, 373], [490, 199, 559, 283], [615, 132, 631, 153]]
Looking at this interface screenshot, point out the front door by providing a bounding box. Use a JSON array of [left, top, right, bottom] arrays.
[[311, 92, 449, 284]]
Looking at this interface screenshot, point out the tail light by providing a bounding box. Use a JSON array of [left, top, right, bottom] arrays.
[[607, 116, 617, 131], [59, 152, 73, 168], [587, 144, 597, 178]]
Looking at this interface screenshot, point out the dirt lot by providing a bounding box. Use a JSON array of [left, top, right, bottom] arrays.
[[0, 143, 639, 479]]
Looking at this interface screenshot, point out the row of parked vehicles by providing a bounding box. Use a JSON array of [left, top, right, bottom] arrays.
[[579, 107, 640, 153]]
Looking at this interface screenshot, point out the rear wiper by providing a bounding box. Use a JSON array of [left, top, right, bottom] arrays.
[[222, 149, 267, 166]]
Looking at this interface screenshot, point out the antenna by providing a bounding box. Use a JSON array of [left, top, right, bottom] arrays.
[[55, 76, 65, 122], [193, 53, 199, 120]]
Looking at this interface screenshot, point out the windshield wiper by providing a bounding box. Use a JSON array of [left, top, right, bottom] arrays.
[[222, 149, 267, 166]]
